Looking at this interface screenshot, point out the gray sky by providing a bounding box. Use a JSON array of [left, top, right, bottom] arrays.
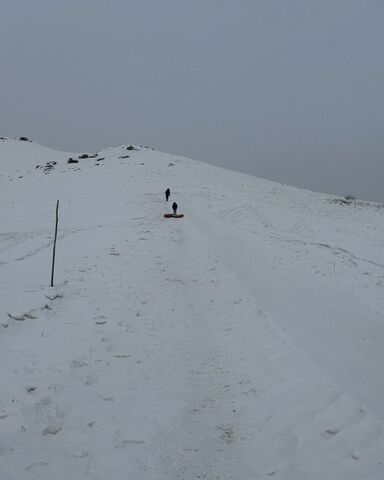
[[1, 0, 383, 201]]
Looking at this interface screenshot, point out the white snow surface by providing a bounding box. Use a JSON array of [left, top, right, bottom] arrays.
[[1, 137, 384, 479]]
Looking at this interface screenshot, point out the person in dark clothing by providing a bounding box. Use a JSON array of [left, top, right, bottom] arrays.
[[165, 188, 170, 201], [172, 202, 178, 215]]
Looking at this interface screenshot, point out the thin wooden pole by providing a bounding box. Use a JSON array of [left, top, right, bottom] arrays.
[[50, 200, 59, 287]]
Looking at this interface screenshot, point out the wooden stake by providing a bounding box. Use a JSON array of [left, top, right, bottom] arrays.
[[50, 200, 59, 287]]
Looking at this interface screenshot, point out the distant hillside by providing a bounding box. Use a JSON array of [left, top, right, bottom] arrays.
[[1, 137, 384, 479]]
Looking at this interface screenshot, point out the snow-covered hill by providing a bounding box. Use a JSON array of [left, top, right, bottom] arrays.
[[1, 137, 384, 479]]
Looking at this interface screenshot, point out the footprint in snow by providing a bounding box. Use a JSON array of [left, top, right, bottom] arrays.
[[74, 449, 88, 458], [242, 387, 258, 395], [71, 359, 88, 368], [217, 425, 235, 444], [115, 439, 146, 450], [94, 317, 107, 325], [7, 312, 25, 321], [42, 425, 62, 435], [109, 246, 120, 256], [325, 428, 340, 437], [103, 395, 115, 402], [25, 461, 49, 472]]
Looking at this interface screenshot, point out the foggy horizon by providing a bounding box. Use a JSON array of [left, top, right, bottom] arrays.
[[1, 0, 383, 202]]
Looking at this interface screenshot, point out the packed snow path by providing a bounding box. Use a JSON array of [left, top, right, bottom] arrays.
[[1, 139, 384, 479]]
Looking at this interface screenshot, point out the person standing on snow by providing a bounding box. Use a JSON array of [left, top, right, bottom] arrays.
[[165, 188, 170, 201], [172, 202, 178, 215]]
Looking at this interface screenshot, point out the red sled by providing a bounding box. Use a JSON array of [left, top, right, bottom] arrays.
[[164, 213, 184, 218]]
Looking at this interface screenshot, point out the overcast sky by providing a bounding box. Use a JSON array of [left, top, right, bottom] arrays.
[[1, 0, 383, 201]]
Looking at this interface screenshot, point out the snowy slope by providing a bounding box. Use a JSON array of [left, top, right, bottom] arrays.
[[1, 137, 384, 479]]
